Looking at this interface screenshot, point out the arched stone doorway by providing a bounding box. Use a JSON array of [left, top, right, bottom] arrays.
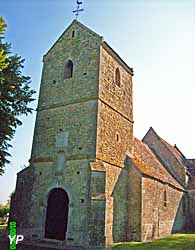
[[45, 188, 69, 240]]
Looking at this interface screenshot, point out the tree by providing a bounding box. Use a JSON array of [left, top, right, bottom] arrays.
[[0, 204, 9, 218], [0, 17, 36, 174], [0, 204, 9, 225], [0, 17, 8, 72]]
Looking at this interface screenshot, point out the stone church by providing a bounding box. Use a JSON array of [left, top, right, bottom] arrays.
[[8, 20, 195, 250]]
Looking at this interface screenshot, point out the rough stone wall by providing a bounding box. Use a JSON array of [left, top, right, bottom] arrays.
[[89, 162, 106, 248], [184, 160, 195, 231], [11, 159, 94, 247], [9, 167, 35, 235], [128, 162, 142, 241], [27, 159, 92, 247], [96, 101, 133, 167], [96, 45, 134, 245], [31, 100, 98, 161], [187, 190, 195, 231], [97, 45, 133, 166], [142, 177, 184, 241], [103, 163, 129, 245], [28, 100, 98, 246], [99, 46, 133, 121], [31, 20, 102, 162], [37, 21, 102, 112], [143, 130, 186, 184], [10, 20, 135, 249], [10, 21, 105, 249], [28, 21, 102, 246]]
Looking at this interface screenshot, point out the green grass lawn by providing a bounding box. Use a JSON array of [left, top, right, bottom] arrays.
[[0, 225, 6, 237], [112, 234, 195, 250]]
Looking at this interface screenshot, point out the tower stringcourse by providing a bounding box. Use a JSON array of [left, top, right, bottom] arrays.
[[73, 0, 84, 19]]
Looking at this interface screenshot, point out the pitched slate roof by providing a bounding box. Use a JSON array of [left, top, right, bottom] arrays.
[[160, 137, 186, 165], [161, 139, 195, 190], [143, 127, 186, 164], [142, 127, 195, 190], [131, 138, 184, 191], [142, 127, 189, 186]]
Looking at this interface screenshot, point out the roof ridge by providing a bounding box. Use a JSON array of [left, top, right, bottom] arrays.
[[72, 19, 103, 38], [159, 137, 186, 165], [102, 42, 134, 76], [143, 127, 186, 164], [132, 137, 184, 190], [142, 127, 160, 142], [174, 144, 186, 159]]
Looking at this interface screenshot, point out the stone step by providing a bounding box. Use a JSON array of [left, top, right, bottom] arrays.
[[25, 240, 87, 250], [0, 238, 88, 250]]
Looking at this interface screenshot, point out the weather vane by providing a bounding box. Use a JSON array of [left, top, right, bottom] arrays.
[[73, 0, 84, 19]]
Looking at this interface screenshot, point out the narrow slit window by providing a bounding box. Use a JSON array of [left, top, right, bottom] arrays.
[[64, 60, 73, 79], [164, 190, 167, 207], [115, 67, 121, 87]]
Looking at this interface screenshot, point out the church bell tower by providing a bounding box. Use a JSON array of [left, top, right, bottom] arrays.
[[9, 20, 134, 250]]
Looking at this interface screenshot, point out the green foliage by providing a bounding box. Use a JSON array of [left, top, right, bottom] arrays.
[[0, 17, 8, 72], [0, 17, 6, 34], [0, 17, 36, 174], [112, 234, 195, 250], [0, 205, 9, 218]]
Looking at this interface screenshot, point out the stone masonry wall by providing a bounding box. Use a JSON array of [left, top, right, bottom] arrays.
[[187, 190, 195, 231], [11, 21, 104, 249], [9, 167, 35, 234], [142, 177, 184, 241], [104, 163, 129, 245], [96, 45, 134, 245], [10, 20, 135, 249], [37, 21, 102, 111], [99, 46, 133, 121], [31, 100, 98, 162], [31, 20, 102, 162], [97, 46, 133, 167], [26, 158, 92, 247], [104, 159, 142, 245], [89, 162, 106, 248], [128, 162, 142, 241], [96, 101, 133, 167]]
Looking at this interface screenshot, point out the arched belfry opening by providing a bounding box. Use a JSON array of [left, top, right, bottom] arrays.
[[64, 60, 73, 79], [45, 188, 69, 241]]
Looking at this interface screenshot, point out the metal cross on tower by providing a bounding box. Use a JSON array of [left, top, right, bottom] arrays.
[[73, 0, 84, 19]]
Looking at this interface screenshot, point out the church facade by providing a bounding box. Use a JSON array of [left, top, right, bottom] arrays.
[[8, 20, 195, 250]]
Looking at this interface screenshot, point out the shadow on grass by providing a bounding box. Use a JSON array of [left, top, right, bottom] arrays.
[[112, 234, 195, 250]]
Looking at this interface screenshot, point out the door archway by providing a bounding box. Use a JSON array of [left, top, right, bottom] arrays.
[[45, 188, 69, 240]]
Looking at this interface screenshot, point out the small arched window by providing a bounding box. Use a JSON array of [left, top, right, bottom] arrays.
[[115, 67, 121, 87], [64, 60, 73, 79]]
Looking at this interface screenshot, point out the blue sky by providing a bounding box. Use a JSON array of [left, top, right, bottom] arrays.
[[0, 0, 194, 204]]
